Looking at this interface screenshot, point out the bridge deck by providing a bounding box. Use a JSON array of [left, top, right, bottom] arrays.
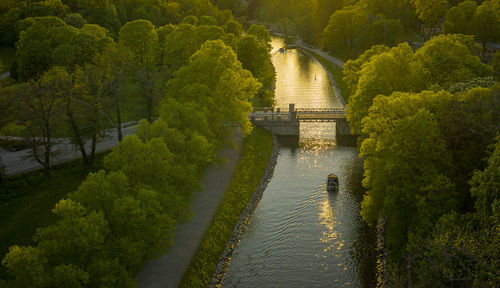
[[251, 108, 346, 122]]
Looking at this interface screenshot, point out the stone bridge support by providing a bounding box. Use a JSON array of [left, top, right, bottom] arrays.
[[335, 118, 357, 146]]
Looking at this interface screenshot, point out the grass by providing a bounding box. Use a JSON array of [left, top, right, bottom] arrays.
[[304, 49, 351, 103], [0, 47, 15, 74], [179, 126, 274, 288], [0, 152, 107, 279]]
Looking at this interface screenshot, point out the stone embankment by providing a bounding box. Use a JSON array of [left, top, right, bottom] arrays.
[[209, 135, 279, 287]]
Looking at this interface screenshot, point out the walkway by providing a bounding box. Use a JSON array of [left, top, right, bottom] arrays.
[[137, 130, 243, 288], [295, 39, 344, 68], [0, 122, 137, 176], [0, 71, 10, 80]]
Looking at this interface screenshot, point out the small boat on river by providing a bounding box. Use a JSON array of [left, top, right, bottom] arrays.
[[327, 173, 339, 192], [279, 48, 285, 53]]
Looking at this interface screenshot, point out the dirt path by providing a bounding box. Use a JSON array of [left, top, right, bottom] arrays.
[[136, 130, 243, 288]]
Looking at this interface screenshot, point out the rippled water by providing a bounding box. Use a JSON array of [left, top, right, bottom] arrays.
[[220, 37, 376, 287]]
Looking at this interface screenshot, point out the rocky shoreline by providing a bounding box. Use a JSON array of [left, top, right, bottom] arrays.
[[209, 135, 280, 287]]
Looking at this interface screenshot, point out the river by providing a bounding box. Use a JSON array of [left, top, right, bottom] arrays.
[[220, 37, 376, 287]]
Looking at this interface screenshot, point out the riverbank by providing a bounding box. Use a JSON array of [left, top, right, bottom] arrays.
[[209, 134, 279, 287], [296, 47, 349, 106], [137, 129, 244, 288], [178, 127, 274, 288]]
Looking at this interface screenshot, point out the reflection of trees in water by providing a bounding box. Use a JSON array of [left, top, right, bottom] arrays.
[[344, 155, 378, 288]]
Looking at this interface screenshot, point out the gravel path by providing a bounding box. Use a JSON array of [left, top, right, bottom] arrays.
[[136, 130, 243, 288]]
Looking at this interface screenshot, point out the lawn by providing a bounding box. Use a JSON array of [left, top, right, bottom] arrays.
[[0, 47, 15, 74], [0, 152, 107, 279]]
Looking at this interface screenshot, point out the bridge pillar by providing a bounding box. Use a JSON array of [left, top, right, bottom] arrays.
[[335, 118, 358, 146]]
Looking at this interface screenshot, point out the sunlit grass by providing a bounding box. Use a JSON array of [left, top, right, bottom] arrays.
[[0, 152, 108, 279], [179, 126, 273, 288]]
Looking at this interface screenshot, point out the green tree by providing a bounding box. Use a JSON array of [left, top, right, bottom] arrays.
[[119, 20, 160, 121], [413, 0, 449, 37], [224, 19, 242, 36], [15, 67, 70, 176], [369, 18, 404, 47], [1, 246, 48, 288], [323, 6, 368, 52], [15, 16, 78, 80], [414, 34, 491, 88], [64, 13, 86, 28], [443, 1, 477, 34], [92, 43, 134, 142], [347, 43, 421, 134], [166, 40, 261, 137], [471, 0, 500, 52], [492, 50, 500, 79]]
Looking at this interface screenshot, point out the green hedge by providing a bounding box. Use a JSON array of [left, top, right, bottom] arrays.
[[179, 126, 273, 287]]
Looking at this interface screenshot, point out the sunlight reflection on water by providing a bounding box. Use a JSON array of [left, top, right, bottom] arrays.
[[220, 37, 376, 288]]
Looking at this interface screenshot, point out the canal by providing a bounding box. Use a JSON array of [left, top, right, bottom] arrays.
[[220, 37, 376, 287]]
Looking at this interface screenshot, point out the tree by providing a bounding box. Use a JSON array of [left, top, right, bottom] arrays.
[[413, 0, 449, 38], [70, 169, 177, 271], [119, 20, 160, 121], [15, 17, 78, 81], [1, 246, 48, 288], [369, 18, 404, 47], [15, 67, 70, 176], [64, 13, 86, 28], [443, 1, 477, 34], [471, 0, 500, 52], [347, 43, 421, 134], [323, 6, 368, 52], [347, 35, 491, 134], [64, 65, 110, 167], [493, 51, 500, 80], [224, 19, 242, 36], [92, 43, 134, 142], [166, 40, 261, 138], [414, 34, 492, 88]]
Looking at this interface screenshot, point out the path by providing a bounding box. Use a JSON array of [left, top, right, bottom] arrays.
[[137, 129, 243, 288], [0, 71, 10, 80], [294, 39, 344, 68], [0, 122, 137, 176]]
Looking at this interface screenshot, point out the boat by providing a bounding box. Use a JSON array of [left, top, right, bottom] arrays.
[[279, 48, 285, 53], [327, 173, 339, 192]]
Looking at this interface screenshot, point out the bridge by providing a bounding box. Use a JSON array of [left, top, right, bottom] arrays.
[[250, 104, 357, 145]]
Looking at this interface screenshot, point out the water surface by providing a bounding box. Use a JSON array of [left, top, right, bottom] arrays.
[[221, 37, 376, 287]]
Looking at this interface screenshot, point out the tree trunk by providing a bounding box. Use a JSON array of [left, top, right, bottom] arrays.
[[115, 93, 122, 142], [44, 122, 51, 177], [90, 133, 97, 166], [67, 107, 89, 166], [407, 251, 413, 288]]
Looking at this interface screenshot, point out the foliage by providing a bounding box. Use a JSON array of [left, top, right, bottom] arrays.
[[493, 50, 500, 80], [179, 126, 273, 288], [447, 76, 496, 93], [407, 138, 500, 287], [346, 34, 491, 134], [166, 40, 261, 137], [0, 151, 108, 279]]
